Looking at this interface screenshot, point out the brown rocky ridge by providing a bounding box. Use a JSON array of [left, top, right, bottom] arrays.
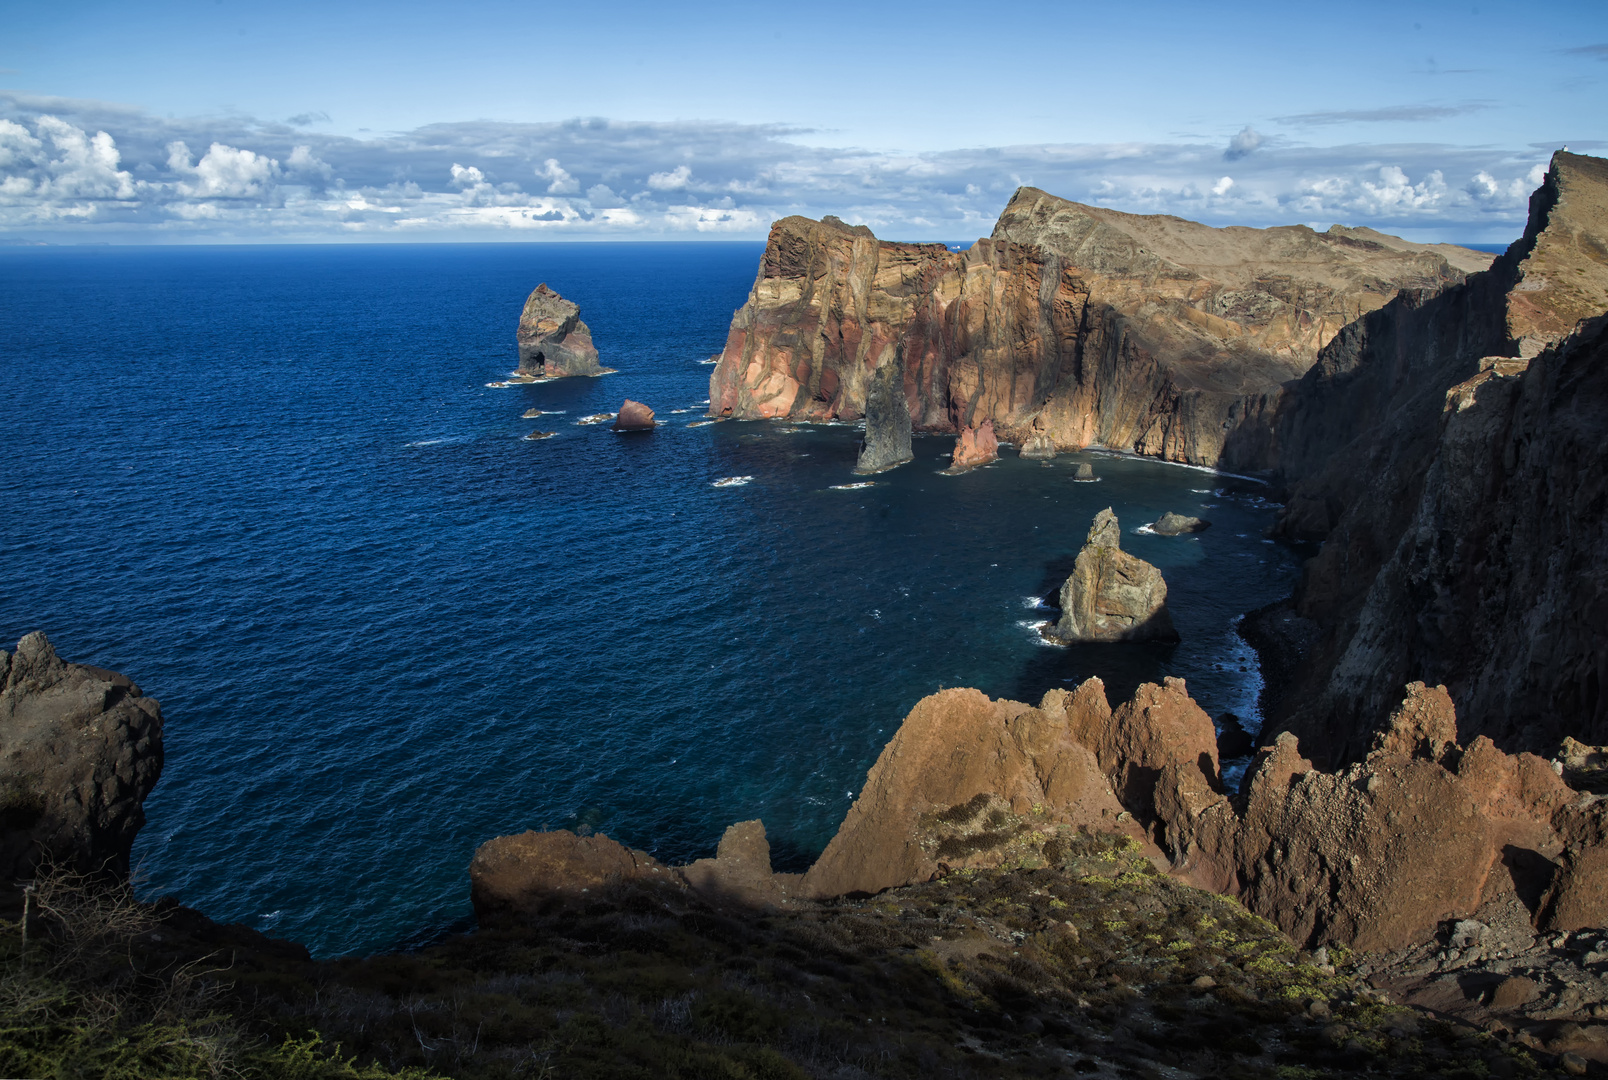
[[946, 419, 998, 471], [515, 282, 605, 377], [1249, 150, 1608, 766], [708, 191, 1490, 472], [1044, 508, 1176, 643]]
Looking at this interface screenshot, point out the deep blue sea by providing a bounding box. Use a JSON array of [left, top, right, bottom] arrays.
[[0, 243, 1304, 956]]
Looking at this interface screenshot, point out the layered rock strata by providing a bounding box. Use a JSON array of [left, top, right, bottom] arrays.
[[709, 195, 1488, 470], [0, 632, 163, 884], [516, 284, 603, 377], [1047, 508, 1176, 643], [1259, 151, 1608, 764]]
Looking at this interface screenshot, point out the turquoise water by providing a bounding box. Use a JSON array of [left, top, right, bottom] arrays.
[[0, 243, 1302, 955]]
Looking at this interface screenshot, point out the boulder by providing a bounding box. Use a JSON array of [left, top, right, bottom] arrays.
[[611, 400, 655, 431], [1151, 512, 1211, 535], [469, 829, 678, 920], [947, 421, 998, 471], [1019, 431, 1057, 459], [516, 284, 603, 377], [1074, 462, 1096, 481], [1047, 509, 1177, 643], [0, 633, 163, 886]]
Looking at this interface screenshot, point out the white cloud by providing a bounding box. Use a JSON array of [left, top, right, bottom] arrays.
[[1212, 176, 1234, 196], [449, 163, 485, 188], [538, 158, 579, 194], [1224, 126, 1262, 161], [168, 141, 280, 199], [647, 164, 692, 190]]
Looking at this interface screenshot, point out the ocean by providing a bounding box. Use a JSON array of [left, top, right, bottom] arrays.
[[0, 242, 1304, 956]]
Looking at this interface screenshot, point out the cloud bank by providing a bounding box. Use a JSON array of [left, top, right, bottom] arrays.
[[0, 92, 1559, 243]]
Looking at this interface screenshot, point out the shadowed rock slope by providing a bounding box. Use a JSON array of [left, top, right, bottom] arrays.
[[1254, 150, 1608, 765], [708, 193, 1488, 470]]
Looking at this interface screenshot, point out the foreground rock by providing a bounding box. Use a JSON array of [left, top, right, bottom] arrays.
[[1047, 508, 1176, 643], [515, 283, 603, 377], [0, 633, 163, 886], [1151, 511, 1210, 535], [610, 399, 655, 431], [469, 829, 678, 919], [1260, 151, 1608, 763], [709, 198, 1489, 469], [946, 420, 998, 471]]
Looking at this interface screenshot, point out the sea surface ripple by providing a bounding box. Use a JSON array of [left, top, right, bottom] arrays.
[[0, 242, 1304, 955]]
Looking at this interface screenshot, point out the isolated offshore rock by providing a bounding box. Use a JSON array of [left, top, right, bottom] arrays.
[[611, 399, 655, 431], [1151, 512, 1210, 535], [516, 283, 602, 377], [0, 632, 163, 885], [853, 351, 912, 473], [1074, 462, 1096, 481], [1048, 508, 1177, 643], [947, 420, 998, 471], [1018, 431, 1057, 459], [709, 197, 1488, 469], [1264, 151, 1608, 763], [469, 829, 678, 919]]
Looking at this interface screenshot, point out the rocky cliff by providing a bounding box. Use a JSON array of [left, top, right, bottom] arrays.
[[0, 632, 163, 886], [708, 194, 1488, 470], [1257, 151, 1608, 764]]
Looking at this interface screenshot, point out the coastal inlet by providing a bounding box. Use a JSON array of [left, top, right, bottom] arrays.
[[0, 242, 1300, 955]]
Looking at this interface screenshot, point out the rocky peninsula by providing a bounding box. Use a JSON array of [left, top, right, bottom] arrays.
[[707, 191, 1490, 472]]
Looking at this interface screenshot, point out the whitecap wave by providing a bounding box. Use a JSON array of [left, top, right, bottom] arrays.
[[698, 358, 719, 365], [1018, 619, 1067, 647], [712, 476, 754, 488], [829, 481, 875, 490], [688, 420, 715, 428], [576, 413, 615, 425]]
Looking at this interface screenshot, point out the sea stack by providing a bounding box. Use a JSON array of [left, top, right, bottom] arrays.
[[947, 420, 998, 471], [516, 284, 603, 378], [1048, 509, 1177, 643], [1152, 512, 1211, 535], [1019, 431, 1057, 460], [612, 400, 655, 431], [853, 357, 912, 474]]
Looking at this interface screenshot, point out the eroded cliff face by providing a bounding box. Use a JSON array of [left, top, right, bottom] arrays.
[[1260, 151, 1608, 764], [709, 194, 1487, 469]]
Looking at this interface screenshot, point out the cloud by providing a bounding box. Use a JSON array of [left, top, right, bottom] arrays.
[[1224, 126, 1262, 161], [1275, 104, 1489, 125], [1562, 44, 1608, 61], [287, 111, 331, 127], [0, 91, 1561, 242], [647, 164, 692, 190]]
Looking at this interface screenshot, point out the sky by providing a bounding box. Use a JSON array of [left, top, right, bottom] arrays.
[[1, 0, 1604, 243]]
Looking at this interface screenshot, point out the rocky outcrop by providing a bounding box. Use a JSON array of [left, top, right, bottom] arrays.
[[1018, 431, 1057, 459], [611, 399, 655, 431], [853, 352, 912, 473], [946, 421, 998, 471], [679, 820, 796, 908], [469, 829, 679, 919], [1258, 152, 1608, 764], [1047, 509, 1176, 643], [0, 633, 163, 885], [1151, 512, 1210, 535], [516, 284, 603, 377], [709, 195, 1488, 470], [795, 677, 1608, 954]]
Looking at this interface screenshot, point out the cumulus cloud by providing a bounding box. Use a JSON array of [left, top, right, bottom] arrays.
[[1224, 126, 1262, 161], [0, 91, 1560, 241]]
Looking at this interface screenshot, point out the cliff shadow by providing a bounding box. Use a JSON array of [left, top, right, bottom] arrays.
[[1007, 638, 1176, 711]]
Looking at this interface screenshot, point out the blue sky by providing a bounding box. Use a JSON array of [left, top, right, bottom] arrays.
[[1, 0, 1603, 242]]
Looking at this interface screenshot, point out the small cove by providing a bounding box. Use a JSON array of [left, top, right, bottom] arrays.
[[0, 243, 1304, 955]]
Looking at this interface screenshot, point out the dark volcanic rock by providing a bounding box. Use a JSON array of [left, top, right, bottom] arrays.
[[854, 351, 913, 473], [1151, 511, 1210, 535], [709, 197, 1488, 469], [0, 632, 163, 885], [1262, 151, 1608, 764], [611, 399, 655, 431], [516, 283, 603, 378], [1047, 509, 1177, 643]]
